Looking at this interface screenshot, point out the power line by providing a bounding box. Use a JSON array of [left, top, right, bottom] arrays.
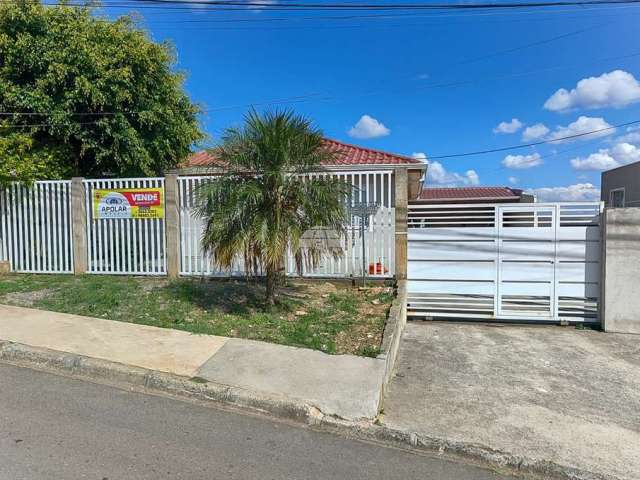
[[3, 117, 638, 166], [477, 137, 605, 175], [0, 92, 326, 117], [13, 0, 640, 13], [454, 23, 603, 66], [427, 119, 640, 160], [0, 121, 103, 128], [104, 0, 640, 10], [2, 47, 639, 118]]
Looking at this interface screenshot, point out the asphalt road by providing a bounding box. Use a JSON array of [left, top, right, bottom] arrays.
[[0, 363, 516, 480]]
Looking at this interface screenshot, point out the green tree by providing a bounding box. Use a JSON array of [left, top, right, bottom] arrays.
[[0, 0, 203, 185], [197, 110, 350, 305]]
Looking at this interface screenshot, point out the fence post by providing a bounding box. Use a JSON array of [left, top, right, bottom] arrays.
[[394, 167, 408, 281], [165, 174, 180, 279], [71, 177, 88, 274]]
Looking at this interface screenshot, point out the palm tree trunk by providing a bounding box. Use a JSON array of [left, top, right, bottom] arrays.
[[265, 267, 277, 305]]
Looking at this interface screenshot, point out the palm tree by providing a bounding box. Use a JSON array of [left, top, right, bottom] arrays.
[[196, 110, 351, 305]]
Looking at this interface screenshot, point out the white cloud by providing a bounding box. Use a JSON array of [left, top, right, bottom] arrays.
[[547, 116, 614, 143], [493, 118, 523, 134], [466, 170, 480, 185], [412, 153, 480, 186], [508, 176, 519, 185], [522, 123, 550, 141], [614, 125, 640, 144], [544, 70, 640, 112], [526, 183, 600, 202], [570, 142, 640, 171], [246, 0, 278, 12], [348, 115, 390, 139], [502, 152, 543, 169], [570, 150, 618, 171]]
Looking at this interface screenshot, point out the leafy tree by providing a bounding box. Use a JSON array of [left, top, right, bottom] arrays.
[[0, 0, 203, 185], [197, 110, 350, 305]]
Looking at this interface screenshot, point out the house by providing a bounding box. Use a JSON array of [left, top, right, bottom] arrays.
[[601, 160, 640, 207], [415, 186, 534, 204], [175, 138, 427, 200]]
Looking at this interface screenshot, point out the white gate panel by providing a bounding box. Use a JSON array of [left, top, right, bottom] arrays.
[[407, 202, 602, 323], [408, 261, 495, 281], [409, 241, 496, 261], [84, 178, 166, 275], [0, 181, 73, 273]]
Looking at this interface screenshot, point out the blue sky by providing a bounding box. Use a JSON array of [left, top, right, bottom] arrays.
[[101, 2, 640, 200]]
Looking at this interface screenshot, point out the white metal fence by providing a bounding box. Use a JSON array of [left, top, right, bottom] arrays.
[[178, 171, 395, 278], [407, 202, 602, 323], [84, 178, 166, 275], [1, 172, 395, 279], [0, 181, 73, 273]]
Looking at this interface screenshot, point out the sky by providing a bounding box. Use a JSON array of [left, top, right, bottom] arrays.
[[98, 1, 640, 201]]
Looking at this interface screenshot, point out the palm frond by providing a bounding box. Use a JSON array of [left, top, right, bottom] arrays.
[[195, 109, 351, 300]]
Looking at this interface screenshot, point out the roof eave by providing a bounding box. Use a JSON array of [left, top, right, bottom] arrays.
[[171, 163, 426, 175], [322, 163, 426, 172], [416, 196, 521, 203]]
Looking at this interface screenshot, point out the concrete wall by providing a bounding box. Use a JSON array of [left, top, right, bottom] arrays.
[[601, 162, 640, 207], [601, 208, 640, 334]]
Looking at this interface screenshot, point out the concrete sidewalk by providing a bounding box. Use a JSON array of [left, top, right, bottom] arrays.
[[0, 304, 384, 420], [382, 321, 640, 480]]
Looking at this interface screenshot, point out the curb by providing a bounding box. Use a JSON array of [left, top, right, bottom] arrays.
[[318, 420, 614, 480], [0, 340, 323, 425], [0, 340, 617, 480]]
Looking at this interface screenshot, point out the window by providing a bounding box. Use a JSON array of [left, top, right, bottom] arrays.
[[610, 188, 625, 208]]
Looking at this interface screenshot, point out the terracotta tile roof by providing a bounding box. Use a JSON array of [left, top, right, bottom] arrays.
[[183, 150, 219, 168], [320, 139, 423, 166], [181, 138, 423, 169], [419, 187, 522, 202]]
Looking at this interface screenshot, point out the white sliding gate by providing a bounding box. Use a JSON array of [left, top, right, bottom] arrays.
[[407, 202, 602, 323], [0, 181, 73, 273], [84, 178, 166, 275], [178, 171, 395, 278]]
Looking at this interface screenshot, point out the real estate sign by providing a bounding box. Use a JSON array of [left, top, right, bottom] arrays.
[[93, 187, 164, 219]]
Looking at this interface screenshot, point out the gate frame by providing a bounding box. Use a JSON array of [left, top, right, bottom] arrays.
[[406, 201, 603, 323]]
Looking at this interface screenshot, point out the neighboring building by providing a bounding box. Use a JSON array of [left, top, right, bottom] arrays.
[[176, 138, 427, 200], [415, 186, 534, 204], [601, 161, 640, 207]]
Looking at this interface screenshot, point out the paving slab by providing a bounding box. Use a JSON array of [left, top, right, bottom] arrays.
[[0, 304, 227, 377], [383, 321, 640, 480], [197, 338, 385, 420]]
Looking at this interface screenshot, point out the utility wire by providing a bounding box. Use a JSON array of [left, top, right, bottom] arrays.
[[427, 119, 640, 160], [0, 121, 103, 128], [16, 0, 640, 13], [2, 118, 637, 164], [1, 48, 639, 119], [108, 0, 640, 10], [0, 92, 326, 117]]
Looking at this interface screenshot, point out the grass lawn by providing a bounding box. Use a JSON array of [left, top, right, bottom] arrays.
[[0, 274, 393, 356]]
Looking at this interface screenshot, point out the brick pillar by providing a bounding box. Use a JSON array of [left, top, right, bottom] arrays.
[[394, 167, 408, 281], [165, 174, 180, 279], [71, 177, 88, 274]]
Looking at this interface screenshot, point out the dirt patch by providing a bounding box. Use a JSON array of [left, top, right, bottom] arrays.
[[139, 278, 169, 292], [334, 286, 391, 356], [2, 288, 56, 307]]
